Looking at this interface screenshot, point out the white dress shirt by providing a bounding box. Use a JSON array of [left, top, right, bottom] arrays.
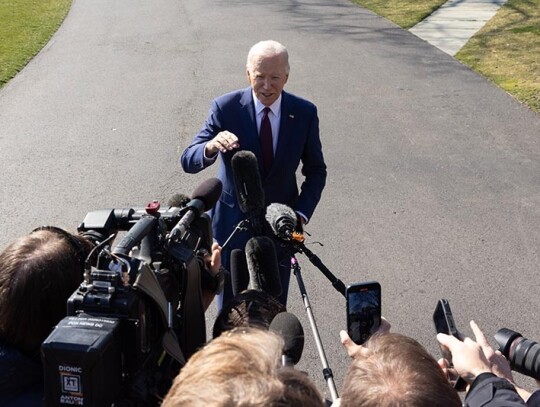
[[253, 92, 281, 154]]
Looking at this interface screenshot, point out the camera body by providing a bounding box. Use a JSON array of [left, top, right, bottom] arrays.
[[42, 202, 213, 406]]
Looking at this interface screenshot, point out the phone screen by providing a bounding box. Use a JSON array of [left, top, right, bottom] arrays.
[[346, 282, 381, 345]]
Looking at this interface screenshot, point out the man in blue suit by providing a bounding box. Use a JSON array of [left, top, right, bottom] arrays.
[[181, 40, 327, 307]]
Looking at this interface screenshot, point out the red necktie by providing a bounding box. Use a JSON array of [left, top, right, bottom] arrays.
[[260, 107, 274, 176]]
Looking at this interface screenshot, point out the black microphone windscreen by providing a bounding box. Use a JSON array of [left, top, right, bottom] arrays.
[[245, 236, 282, 298], [231, 151, 265, 214], [191, 178, 223, 211], [230, 249, 249, 297], [270, 312, 305, 365], [168, 193, 190, 207]]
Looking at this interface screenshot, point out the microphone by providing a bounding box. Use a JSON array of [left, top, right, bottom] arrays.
[[168, 193, 190, 207], [231, 151, 265, 235], [169, 178, 222, 241], [230, 248, 249, 297], [270, 312, 305, 366], [265, 203, 304, 243], [245, 236, 282, 298], [113, 215, 157, 255]]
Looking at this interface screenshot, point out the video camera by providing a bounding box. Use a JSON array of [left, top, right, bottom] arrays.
[[42, 178, 222, 406]]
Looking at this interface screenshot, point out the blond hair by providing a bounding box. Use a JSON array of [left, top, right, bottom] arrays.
[[162, 327, 323, 406], [341, 333, 461, 407]]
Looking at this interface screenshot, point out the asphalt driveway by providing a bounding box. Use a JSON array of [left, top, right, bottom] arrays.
[[1, 0, 539, 398]]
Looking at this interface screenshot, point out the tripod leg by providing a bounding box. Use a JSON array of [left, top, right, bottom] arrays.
[[291, 256, 339, 402], [298, 243, 346, 297]]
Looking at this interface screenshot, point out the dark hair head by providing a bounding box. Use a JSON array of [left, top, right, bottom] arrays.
[[212, 289, 286, 338], [0, 228, 93, 356]]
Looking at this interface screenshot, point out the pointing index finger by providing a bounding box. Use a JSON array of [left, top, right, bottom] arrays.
[[470, 320, 490, 348]]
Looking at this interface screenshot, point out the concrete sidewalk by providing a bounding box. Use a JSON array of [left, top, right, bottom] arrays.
[[410, 0, 508, 56]]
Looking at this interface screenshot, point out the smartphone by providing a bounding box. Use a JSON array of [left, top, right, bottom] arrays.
[[346, 282, 381, 345], [433, 299, 467, 391], [433, 299, 462, 334]]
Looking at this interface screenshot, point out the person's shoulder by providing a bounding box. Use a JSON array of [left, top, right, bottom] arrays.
[[282, 91, 317, 110], [527, 389, 540, 406], [0, 342, 43, 406], [215, 88, 251, 104]]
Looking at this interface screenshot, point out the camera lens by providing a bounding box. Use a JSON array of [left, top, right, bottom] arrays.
[[513, 338, 540, 380], [495, 328, 540, 380]]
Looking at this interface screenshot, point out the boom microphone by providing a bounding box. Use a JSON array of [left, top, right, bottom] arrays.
[[265, 203, 304, 243], [113, 215, 157, 255], [245, 236, 282, 298], [231, 151, 265, 235], [270, 312, 305, 366], [168, 193, 190, 207], [169, 178, 222, 240], [268, 204, 346, 297], [230, 248, 249, 297]]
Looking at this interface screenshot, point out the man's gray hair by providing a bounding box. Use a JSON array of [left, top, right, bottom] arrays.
[[246, 40, 290, 74]]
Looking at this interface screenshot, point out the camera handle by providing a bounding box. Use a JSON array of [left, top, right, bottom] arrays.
[[291, 256, 339, 402]]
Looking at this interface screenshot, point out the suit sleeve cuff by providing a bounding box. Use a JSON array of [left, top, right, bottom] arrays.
[[468, 372, 499, 394], [203, 143, 218, 164], [296, 211, 308, 225]]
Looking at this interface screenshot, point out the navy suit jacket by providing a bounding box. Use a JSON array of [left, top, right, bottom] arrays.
[[181, 87, 327, 247]]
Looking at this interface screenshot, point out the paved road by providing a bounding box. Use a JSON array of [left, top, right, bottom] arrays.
[[1, 0, 539, 399]]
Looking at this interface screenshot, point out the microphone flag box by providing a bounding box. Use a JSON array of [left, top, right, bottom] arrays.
[[42, 314, 122, 406]]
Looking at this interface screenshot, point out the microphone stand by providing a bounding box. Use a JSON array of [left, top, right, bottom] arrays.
[[292, 241, 346, 298], [290, 256, 339, 402], [221, 211, 265, 250], [221, 219, 250, 250]]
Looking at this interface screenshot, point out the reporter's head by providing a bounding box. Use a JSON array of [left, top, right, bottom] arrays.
[[162, 327, 323, 406], [341, 333, 461, 407], [0, 227, 93, 356], [212, 289, 285, 338]]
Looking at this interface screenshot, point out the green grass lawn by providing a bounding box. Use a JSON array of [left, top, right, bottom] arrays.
[[352, 0, 540, 114], [0, 0, 71, 87], [456, 0, 540, 113], [351, 0, 448, 29]]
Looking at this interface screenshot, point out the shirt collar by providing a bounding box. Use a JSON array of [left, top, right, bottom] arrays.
[[253, 91, 282, 117]]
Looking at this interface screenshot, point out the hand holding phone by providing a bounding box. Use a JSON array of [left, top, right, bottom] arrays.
[[346, 282, 381, 345], [433, 299, 467, 391]]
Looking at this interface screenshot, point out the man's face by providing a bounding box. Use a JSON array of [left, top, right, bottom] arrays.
[[247, 54, 289, 107]]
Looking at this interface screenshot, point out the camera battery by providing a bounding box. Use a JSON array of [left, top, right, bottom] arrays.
[[42, 314, 122, 406]]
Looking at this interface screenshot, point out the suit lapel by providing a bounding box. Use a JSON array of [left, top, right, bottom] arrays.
[[272, 92, 292, 177]]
